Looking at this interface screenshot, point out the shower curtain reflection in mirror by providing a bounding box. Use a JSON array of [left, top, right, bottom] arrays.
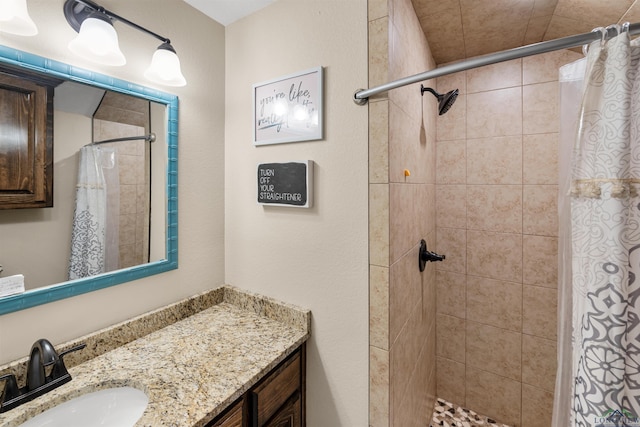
[[68, 145, 120, 280], [554, 29, 640, 426]]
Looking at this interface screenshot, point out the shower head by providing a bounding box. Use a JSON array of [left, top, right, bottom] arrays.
[[420, 85, 459, 115]]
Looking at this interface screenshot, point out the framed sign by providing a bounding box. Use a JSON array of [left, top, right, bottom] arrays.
[[253, 67, 323, 146], [257, 161, 314, 208]]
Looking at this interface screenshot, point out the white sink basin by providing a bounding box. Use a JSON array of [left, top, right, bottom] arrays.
[[19, 387, 148, 427]]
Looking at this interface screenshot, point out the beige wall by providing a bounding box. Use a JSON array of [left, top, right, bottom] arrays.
[[0, 0, 226, 363], [224, 1, 369, 426], [369, 0, 438, 425], [434, 50, 581, 426]]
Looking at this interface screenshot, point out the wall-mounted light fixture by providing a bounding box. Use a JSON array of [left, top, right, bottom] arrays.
[[63, 0, 186, 87], [0, 0, 38, 36]]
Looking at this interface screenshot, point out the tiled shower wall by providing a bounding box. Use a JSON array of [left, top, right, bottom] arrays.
[[94, 120, 150, 269], [434, 50, 582, 427], [368, 0, 438, 425]]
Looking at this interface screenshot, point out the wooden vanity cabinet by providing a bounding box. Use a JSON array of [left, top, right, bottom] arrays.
[[207, 344, 306, 427], [0, 67, 59, 209]]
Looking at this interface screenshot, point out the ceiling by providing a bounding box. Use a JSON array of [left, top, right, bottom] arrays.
[[412, 0, 640, 64], [183, 0, 274, 26], [184, 0, 640, 63]]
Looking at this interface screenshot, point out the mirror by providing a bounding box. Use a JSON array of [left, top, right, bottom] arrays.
[[0, 44, 178, 315]]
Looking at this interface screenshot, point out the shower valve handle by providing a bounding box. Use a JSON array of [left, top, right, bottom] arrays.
[[419, 239, 446, 272]]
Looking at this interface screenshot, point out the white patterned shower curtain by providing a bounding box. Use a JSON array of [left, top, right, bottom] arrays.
[[68, 145, 120, 280], [554, 29, 640, 426]]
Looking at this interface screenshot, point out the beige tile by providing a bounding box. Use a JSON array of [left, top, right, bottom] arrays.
[[523, 235, 558, 288], [523, 49, 583, 85], [370, 265, 390, 350], [369, 17, 389, 92], [424, 259, 438, 329], [119, 185, 137, 215], [523, 285, 557, 340], [523, 81, 559, 135], [620, 0, 640, 24], [467, 87, 522, 139], [467, 230, 523, 283], [368, 0, 388, 21], [369, 100, 389, 184], [466, 321, 522, 381], [466, 366, 522, 426], [390, 184, 418, 262], [436, 227, 466, 274], [436, 357, 466, 405], [467, 185, 522, 233], [394, 333, 434, 427], [436, 185, 466, 229], [390, 245, 422, 346], [437, 69, 467, 96], [436, 313, 465, 363], [370, 184, 390, 267], [391, 304, 425, 415], [466, 59, 522, 94], [370, 346, 390, 427], [523, 185, 558, 236], [523, 15, 552, 45], [419, 7, 465, 64], [119, 213, 137, 245], [460, 0, 533, 57], [423, 184, 436, 236], [436, 270, 466, 318], [543, 13, 593, 41], [467, 136, 523, 185], [437, 94, 466, 141], [436, 140, 466, 184], [389, 100, 426, 184], [522, 334, 557, 392], [523, 133, 558, 185], [532, 0, 558, 17], [467, 276, 522, 331], [554, 0, 633, 26], [119, 156, 138, 185], [521, 384, 554, 427]]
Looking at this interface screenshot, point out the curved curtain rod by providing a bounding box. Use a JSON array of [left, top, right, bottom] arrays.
[[353, 22, 640, 105], [90, 133, 156, 145]]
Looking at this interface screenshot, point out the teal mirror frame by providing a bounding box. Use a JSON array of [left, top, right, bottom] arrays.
[[0, 45, 178, 315]]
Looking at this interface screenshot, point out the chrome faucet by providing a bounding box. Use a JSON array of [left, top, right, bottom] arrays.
[[0, 339, 85, 413]]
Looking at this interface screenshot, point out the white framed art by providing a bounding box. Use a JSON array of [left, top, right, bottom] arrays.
[[252, 66, 323, 146]]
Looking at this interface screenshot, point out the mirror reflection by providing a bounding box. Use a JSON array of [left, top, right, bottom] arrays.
[[0, 68, 168, 292]]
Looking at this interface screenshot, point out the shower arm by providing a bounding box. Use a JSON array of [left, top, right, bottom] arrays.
[[353, 22, 640, 105]]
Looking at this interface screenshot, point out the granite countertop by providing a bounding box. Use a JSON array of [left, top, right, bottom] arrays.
[[0, 286, 310, 427]]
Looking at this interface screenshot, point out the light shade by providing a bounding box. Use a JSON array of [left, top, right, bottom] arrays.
[[144, 43, 186, 87], [0, 0, 38, 36], [68, 12, 125, 66]]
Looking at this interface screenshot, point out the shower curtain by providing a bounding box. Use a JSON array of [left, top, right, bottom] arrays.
[[554, 29, 640, 426], [68, 145, 120, 280]]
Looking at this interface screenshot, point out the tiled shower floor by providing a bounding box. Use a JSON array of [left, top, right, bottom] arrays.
[[430, 398, 513, 427]]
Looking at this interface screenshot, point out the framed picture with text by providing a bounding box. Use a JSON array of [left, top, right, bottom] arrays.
[[252, 66, 323, 146]]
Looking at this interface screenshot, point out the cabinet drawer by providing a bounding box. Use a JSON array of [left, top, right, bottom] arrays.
[[251, 351, 301, 426]]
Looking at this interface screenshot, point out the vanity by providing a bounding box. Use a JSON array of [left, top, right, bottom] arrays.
[[0, 286, 310, 426]]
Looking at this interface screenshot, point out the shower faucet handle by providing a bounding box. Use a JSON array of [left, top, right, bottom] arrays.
[[418, 239, 446, 272]]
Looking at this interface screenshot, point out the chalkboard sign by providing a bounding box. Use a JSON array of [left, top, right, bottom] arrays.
[[257, 161, 313, 208]]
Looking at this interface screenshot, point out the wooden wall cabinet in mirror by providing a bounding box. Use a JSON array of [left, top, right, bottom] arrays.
[[0, 67, 60, 209]]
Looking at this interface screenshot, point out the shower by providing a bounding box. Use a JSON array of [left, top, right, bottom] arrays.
[[420, 84, 459, 115]]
